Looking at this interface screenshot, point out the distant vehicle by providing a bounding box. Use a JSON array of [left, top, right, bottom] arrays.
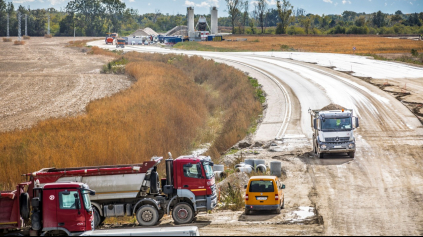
[[143, 41, 149, 45], [116, 38, 125, 48], [0, 181, 95, 236], [110, 33, 118, 39], [105, 37, 114, 45], [244, 176, 285, 215], [81, 226, 200, 236], [309, 108, 359, 158]]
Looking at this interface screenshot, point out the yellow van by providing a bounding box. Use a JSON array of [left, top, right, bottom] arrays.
[[244, 176, 285, 215]]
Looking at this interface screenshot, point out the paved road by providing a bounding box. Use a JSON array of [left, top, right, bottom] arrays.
[[89, 41, 423, 235]]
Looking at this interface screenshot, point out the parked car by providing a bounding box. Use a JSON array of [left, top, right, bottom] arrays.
[[244, 176, 285, 215]]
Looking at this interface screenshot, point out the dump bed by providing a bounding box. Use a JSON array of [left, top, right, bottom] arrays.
[[0, 183, 30, 230], [25, 157, 162, 201]]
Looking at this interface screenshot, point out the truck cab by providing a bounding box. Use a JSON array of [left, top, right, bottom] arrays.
[[310, 109, 359, 158], [0, 182, 95, 236]]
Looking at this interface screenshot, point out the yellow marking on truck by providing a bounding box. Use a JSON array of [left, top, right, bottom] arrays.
[[190, 189, 206, 192], [0, 222, 18, 225]]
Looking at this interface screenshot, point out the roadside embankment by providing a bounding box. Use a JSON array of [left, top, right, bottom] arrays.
[[0, 44, 262, 189]]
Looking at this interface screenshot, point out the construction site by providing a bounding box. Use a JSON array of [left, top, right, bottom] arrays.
[[1, 3, 423, 237]]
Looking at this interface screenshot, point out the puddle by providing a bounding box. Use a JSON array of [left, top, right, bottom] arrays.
[[287, 206, 316, 223]]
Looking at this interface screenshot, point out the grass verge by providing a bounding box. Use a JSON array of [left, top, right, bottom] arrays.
[[174, 41, 241, 52], [0, 46, 262, 189]]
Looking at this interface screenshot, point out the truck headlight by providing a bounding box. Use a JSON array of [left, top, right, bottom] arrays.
[[321, 145, 327, 149], [348, 144, 354, 149]]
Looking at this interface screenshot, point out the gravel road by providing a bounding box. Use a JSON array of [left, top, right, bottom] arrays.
[[90, 40, 423, 235], [0, 37, 132, 132]]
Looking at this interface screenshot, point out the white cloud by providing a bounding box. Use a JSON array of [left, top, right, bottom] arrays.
[[323, 0, 333, 3], [334, 2, 338, 6], [148, 2, 150, 5], [410, 1, 413, 5], [342, 0, 351, 4], [129, 0, 135, 2], [185, 0, 195, 6], [12, 0, 35, 4], [196, 1, 209, 7], [47, 0, 67, 5]]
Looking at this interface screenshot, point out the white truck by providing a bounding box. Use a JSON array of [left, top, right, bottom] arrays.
[[310, 108, 359, 158]]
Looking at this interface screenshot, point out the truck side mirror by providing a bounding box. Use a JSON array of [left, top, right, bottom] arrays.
[[74, 193, 81, 215], [244, 185, 247, 189], [355, 117, 359, 128], [281, 184, 286, 189]]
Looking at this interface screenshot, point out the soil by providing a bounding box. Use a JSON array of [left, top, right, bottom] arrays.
[[0, 37, 132, 132]]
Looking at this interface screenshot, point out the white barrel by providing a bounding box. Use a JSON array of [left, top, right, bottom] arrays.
[[214, 171, 227, 180], [211, 7, 218, 35], [270, 161, 282, 177], [254, 159, 265, 167], [234, 163, 245, 169], [213, 164, 224, 172], [235, 166, 253, 174], [244, 159, 255, 167], [256, 164, 267, 173]]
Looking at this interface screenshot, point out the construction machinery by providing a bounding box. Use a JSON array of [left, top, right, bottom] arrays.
[[0, 181, 95, 236], [116, 38, 125, 48], [23, 153, 217, 228], [310, 108, 359, 158]]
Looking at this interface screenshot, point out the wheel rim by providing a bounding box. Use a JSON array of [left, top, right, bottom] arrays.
[[177, 208, 188, 219], [142, 210, 153, 222]]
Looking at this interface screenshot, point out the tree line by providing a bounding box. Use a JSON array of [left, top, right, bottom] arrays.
[[0, 0, 422, 37]]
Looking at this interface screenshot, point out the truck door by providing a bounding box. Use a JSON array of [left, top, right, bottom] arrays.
[[56, 189, 86, 232], [181, 162, 207, 196]]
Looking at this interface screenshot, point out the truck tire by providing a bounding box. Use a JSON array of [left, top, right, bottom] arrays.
[[136, 205, 159, 226], [93, 208, 101, 229], [172, 202, 194, 225], [19, 193, 30, 220], [348, 152, 355, 158]]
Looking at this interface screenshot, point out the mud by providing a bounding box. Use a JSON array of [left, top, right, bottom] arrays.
[[0, 37, 132, 132]]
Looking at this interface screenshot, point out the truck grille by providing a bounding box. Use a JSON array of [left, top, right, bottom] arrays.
[[325, 137, 350, 142], [210, 184, 216, 194]]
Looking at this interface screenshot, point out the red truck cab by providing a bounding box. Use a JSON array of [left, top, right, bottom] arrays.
[[0, 182, 95, 236]]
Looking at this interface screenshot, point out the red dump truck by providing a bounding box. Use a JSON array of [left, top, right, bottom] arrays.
[[23, 154, 217, 228], [0, 181, 95, 236]]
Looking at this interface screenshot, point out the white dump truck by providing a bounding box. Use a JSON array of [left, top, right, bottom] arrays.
[[310, 108, 359, 158]]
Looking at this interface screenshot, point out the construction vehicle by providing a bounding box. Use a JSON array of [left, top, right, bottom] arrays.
[[310, 108, 359, 158], [105, 37, 114, 45], [24, 153, 217, 228], [116, 38, 125, 48], [244, 176, 285, 215], [0, 181, 95, 236]]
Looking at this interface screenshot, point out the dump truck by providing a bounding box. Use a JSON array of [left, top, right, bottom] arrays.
[[116, 38, 125, 48], [23, 153, 217, 228], [310, 108, 359, 158], [0, 181, 95, 236]]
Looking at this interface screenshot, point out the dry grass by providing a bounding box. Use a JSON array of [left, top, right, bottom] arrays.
[[13, 40, 25, 45], [3, 38, 12, 42], [199, 36, 423, 54], [23, 36, 30, 40], [44, 34, 52, 38], [68, 39, 103, 48], [0, 49, 262, 190]]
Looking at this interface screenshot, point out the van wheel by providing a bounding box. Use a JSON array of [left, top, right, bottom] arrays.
[[245, 209, 251, 215], [136, 205, 159, 226], [281, 198, 285, 209], [348, 152, 355, 158], [172, 202, 194, 225]]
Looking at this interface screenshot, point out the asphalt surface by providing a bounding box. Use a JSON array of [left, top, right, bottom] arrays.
[[89, 41, 423, 235]]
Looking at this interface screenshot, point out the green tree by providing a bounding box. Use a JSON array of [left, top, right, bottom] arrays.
[[276, 0, 294, 34], [225, 0, 242, 34], [255, 0, 267, 34], [372, 11, 386, 28]]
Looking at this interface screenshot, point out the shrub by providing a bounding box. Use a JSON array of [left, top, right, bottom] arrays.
[[3, 38, 12, 42], [23, 35, 30, 40], [220, 183, 244, 211], [13, 40, 25, 45], [44, 34, 52, 38], [411, 49, 419, 57]]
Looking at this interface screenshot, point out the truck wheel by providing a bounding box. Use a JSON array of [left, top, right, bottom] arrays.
[[136, 205, 159, 226], [172, 202, 194, 225], [348, 152, 355, 158], [93, 208, 101, 229], [19, 193, 30, 220]]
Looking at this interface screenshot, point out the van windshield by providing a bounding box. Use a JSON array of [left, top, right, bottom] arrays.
[[249, 180, 274, 192]]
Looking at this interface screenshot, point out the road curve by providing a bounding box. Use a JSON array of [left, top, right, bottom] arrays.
[[89, 41, 423, 235]]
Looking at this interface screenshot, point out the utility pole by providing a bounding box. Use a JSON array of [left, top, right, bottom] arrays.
[[7, 13, 9, 38], [25, 14, 28, 36], [18, 12, 21, 41], [47, 14, 50, 35]]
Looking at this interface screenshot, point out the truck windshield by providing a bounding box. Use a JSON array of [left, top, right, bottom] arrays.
[[321, 117, 352, 131], [81, 191, 92, 211], [203, 162, 214, 179]]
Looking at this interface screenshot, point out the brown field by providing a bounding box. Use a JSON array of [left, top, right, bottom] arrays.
[[202, 36, 423, 54], [44, 34, 52, 38], [23, 35, 30, 40], [0, 45, 261, 189], [2, 38, 12, 42]]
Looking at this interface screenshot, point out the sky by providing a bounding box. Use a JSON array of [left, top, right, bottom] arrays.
[[8, 0, 423, 16]]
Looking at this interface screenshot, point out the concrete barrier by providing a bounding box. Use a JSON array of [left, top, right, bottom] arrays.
[[270, 161, 282, 177]]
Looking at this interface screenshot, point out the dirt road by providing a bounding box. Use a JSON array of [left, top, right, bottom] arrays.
[[0, 37, 131, 132], [91, 41, 423, 235]]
